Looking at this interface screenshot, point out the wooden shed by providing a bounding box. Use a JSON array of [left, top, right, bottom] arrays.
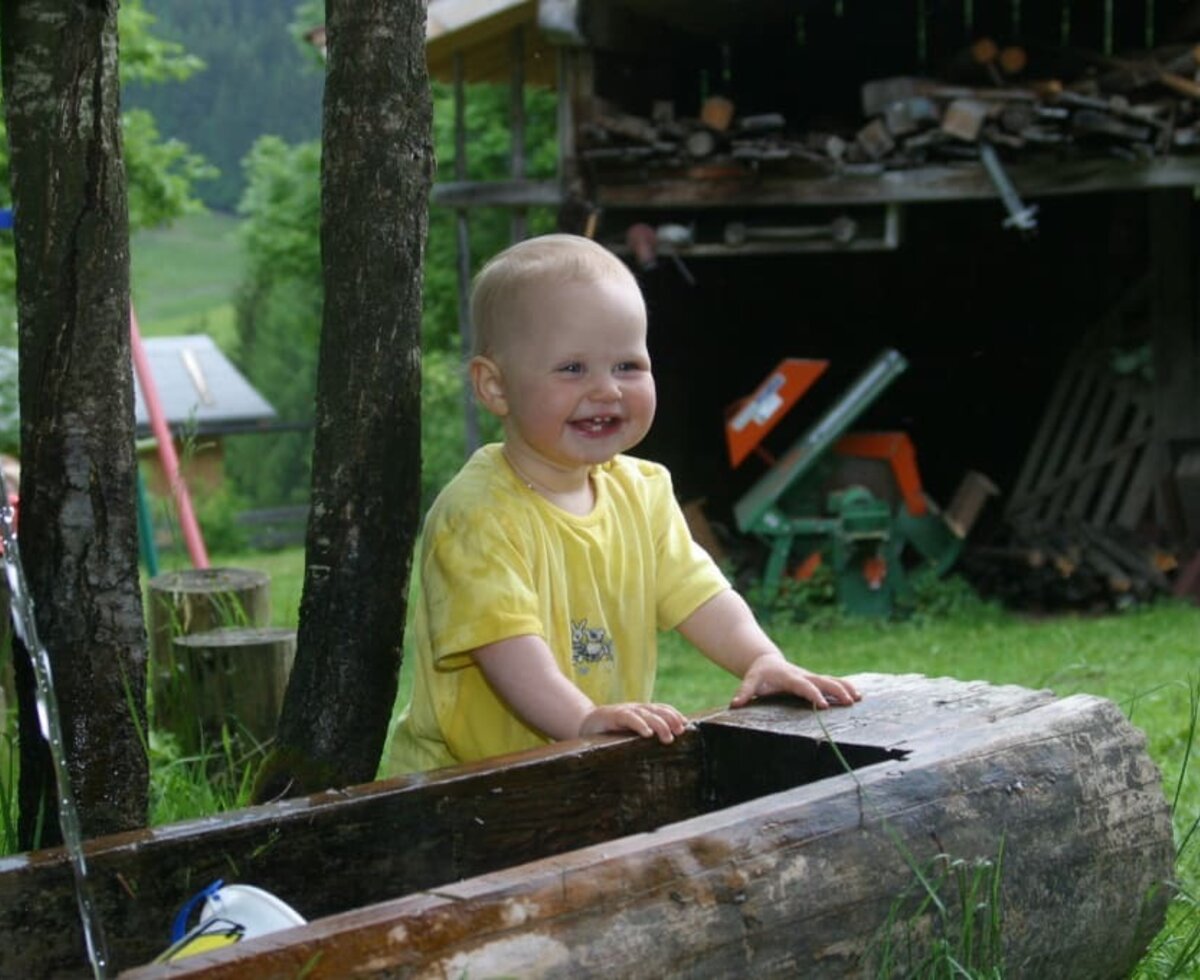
[[426, 0, 1200, 606], [134, 334, 277, 496]]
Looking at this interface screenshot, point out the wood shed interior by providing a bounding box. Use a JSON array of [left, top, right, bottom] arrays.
[[432, 0, 1200, 605]]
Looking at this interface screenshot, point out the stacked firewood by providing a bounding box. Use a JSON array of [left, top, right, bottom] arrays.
[[961, 522, 1180, 611], [579, 40, 1200, 178]]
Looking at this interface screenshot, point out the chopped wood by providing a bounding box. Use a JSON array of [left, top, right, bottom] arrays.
[[575, 40, 1200, 207], [700, 95, 735, 131]]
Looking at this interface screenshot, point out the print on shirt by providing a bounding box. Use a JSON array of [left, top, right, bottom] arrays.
[[570, 618, 614, 673]]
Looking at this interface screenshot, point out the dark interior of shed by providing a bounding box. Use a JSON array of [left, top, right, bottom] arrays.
[[633, 192, 1150, 526], [569, 0, 1198, 604]]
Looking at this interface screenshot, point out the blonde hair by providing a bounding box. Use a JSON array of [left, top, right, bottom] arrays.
[[469, 234, 640, 357]]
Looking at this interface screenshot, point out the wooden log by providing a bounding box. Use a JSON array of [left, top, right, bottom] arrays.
[[146, 568, 271, 740], [170, 627, 297, 752], [0, 675, 1171, 978]]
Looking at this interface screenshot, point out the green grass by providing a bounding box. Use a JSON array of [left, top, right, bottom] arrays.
[[130, 211, 245, 349]]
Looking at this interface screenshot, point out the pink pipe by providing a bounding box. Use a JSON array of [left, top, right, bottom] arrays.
[[130, 306, 210, 569]]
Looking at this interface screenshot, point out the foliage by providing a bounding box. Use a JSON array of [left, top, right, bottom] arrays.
[[147, 728, 264, 827], [748, 568, 1004, 631], [224, 136, 321, 510], [123, 110, 217, 231], [123, 0, 324, 211], [226, 80, 557, 513], [871, 847, 1006, 978], [0, 0, 214, 453]]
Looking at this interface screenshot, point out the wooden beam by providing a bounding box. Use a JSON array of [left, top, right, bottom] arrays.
[[590, 157, 1200, 209], [431, 178, 564, 209], [453, 53, 481, 454]]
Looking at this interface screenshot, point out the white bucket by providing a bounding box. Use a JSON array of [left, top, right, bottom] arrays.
[[157, 881, 306, 963]]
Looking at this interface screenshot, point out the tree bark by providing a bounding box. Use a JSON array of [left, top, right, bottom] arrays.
[[256, 0, 433, 798], [0, 1, 148, 842]]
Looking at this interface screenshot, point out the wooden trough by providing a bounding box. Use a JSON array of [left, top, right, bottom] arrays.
[[0, 673, 1175, 979]]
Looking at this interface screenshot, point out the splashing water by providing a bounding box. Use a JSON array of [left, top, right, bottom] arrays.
[[0, 471, 110, 979]]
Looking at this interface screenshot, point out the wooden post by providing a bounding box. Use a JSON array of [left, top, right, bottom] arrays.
[[146, 567, 271, 739], [171, 627, 297, 752], [453, 51, 481, 456]]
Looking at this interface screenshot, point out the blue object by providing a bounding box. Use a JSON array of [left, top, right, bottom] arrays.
[[0, 209, 12, 230], [170, 879, 224, 941]]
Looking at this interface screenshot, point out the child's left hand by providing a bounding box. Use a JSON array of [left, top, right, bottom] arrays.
[[730, 654, 862, 710]]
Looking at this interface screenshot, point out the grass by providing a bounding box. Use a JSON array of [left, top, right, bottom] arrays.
[[130, 211, 244, 350]]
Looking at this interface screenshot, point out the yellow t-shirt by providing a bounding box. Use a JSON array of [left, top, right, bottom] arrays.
[[383, 444, 728, 774]]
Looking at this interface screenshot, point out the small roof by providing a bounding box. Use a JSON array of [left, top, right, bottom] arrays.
[[426, 0, 557, 86], [134, 335, 276, 438]]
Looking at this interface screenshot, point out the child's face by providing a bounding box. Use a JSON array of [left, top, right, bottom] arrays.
[[488, 274, 656, 476]]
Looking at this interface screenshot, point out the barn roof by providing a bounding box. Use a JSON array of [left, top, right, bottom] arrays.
[[134, 335, 276, 438]]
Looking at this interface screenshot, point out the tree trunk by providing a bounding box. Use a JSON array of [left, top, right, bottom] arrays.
[[256, 0, 433, 799], [0, 1, 148, 842]]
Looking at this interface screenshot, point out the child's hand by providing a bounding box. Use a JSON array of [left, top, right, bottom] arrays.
[[579, 702, 689, 744], [731, 655, 862, 710]]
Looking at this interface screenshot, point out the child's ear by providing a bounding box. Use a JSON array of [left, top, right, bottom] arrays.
[[469, 355, 509, 416]]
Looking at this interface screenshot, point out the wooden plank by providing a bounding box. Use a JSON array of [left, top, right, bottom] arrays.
[[1007, 346, 1088, 523], [1007, 426, 1154, 519], [1043, 372, 1117, 522], [591, 158, 1200, 210], [0, 736, 709, 977], [1009, 357, 1103, 523], [121, 687, 1173, 980], [1116, 440, 1168, 529], [1091, 402, 1153, 524], [1065, 380, 1136, 518], [432, 178, 563, 209]]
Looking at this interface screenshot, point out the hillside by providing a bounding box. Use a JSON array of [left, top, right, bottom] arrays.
[[124, 0, 323, 211]]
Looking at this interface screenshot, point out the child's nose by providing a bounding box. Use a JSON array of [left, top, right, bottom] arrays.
[[591, 374, 622, 401]]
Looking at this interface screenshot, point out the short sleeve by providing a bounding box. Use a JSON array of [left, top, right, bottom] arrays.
[[645, 465, 729, 629], [420, 505, 546, 668]]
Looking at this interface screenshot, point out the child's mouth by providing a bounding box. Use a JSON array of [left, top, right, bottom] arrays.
[[571, 415, 621, 435]]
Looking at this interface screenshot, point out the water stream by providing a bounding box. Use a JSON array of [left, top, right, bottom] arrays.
[[0, 471, 110, 979]]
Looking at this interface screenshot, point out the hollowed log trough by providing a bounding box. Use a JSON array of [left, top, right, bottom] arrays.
[[0, 673, 1175, 978]]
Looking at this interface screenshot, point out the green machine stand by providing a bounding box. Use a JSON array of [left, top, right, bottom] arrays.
[[732, 348, 965, 617]]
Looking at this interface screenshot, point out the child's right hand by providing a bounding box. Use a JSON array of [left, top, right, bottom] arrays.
[[579, 702, 689, 744]]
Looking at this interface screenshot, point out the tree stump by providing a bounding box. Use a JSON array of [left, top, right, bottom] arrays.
[[146, 568, 271, 741], [170, 627, 297, 753]]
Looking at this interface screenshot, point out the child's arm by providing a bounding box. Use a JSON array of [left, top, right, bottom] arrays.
[[472, 635, 689, 743], [677, 589, 862, 709]]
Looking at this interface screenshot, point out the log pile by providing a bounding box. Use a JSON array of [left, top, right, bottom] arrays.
[[579, 41, 1200, 181], [961, 522, 1181, 611]]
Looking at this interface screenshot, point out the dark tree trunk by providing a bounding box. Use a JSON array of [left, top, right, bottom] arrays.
[[256, 0, 432, 798], [0, 1, 148, 843]]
